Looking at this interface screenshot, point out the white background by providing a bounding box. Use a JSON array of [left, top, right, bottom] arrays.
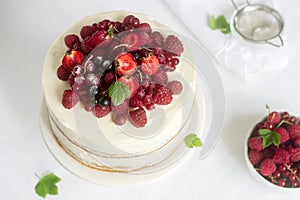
[[1, 0, 300, 199]]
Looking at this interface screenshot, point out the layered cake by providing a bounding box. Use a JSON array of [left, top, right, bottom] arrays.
[[42, 10, 205, 172]]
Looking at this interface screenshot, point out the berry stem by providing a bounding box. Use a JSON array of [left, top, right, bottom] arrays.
[[284, 163, 300, 182], [265, 104, 270, 115], [275, 120, 294, 130]]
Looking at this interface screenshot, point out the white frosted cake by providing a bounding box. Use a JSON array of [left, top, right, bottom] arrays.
[[42, 10, 205, 172]]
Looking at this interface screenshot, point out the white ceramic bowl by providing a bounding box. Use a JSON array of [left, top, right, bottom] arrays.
[[244, 116, 300, 191]]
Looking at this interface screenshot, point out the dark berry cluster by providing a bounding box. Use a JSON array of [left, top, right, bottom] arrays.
[[56, 14, 184, 128], [248, 110, 300, 188]]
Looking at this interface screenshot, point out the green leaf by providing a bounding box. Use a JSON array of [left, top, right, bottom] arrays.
[[208, 15, 231, 34], [35, 173, 61, 199], [184, 134, 203, 148], [108, 81, 130, 106], [258, 129, 281, 148]]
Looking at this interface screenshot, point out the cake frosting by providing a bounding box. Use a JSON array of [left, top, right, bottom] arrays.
[[42, 10, 205, 172]]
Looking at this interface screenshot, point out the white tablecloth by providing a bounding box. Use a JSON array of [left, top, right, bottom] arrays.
[[1, 0, 300, 199]]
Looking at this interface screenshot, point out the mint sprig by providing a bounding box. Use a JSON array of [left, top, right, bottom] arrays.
[[258, 129, 281, 148], [209, 15, 231, 34], [184, 134, 203, 148], [108, 81, 130, 106], [35, 172, 61, 199]]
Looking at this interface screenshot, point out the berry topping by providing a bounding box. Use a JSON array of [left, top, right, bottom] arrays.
[[121, 32, 141, 52], [118, 76, 139, 98], [141, 55, 160, 75], [57, 65, 71, 81], [260, 159, 277, 176], [93, 105, 111, 118], [62, 89, 79, 109], [150, 31, 164, 47], [62, 50, 84, 71], [80, 25, 95, 39], [64, 34, 80, 49], [111, 99, 129, 116], [163, 35, 184, 56], [115, 52, 138, 76], [167, 80, 183, 95], [129, 107, 147, 128], [151, 68, 168, 85], [152, 84, 173, 105]]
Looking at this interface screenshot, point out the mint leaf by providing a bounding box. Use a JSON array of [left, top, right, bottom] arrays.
[[258, 129, 281, 148], [35, 173, 61, 199], [108, 81, 130, 106], [208, 15, 231, 34], [184, 134, 203, 148]]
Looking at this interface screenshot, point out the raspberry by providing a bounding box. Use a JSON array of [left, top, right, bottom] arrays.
[[129, 107, 147, 128], [93, 105, 111, 118], [57, 65, 71, 81], [81, 37, 93, 54], [262, 145, 275, 158], [150, 31, 164, 47], [287, 125, 300, 139], [167, 80, 183, 95], [248, 150, 264, 166], [272, 148, 290, 164], [275, 127, 290, 144], [294, 138, 300, 147], [288, 148, 300, 162], [129, 97, 143, 108], [62, 89, 79, 109], [151, 69, 168, 85], [111, 100, 129, 116], [64, 34, 80, 49], [152, 84, 173, 105], [260, 159, 277, 176], [163, 35, 184, 56], [139, 31, 151, 46], [80, 25, 95, 39], [248, 136, 263, 151]]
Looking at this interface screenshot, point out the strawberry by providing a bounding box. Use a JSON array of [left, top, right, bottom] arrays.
[[62, 50, 84, 72], [129, 107, 147, 128], [121, 32, 141, 52], [141, 55, 160, 75], [62, 89, 79, 109], [287, 125, 300, 139], [118, 76, 139, 98], [115, 52, 137, 76]]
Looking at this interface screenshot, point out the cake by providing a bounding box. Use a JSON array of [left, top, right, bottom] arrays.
[[42, 10, 204, 172]]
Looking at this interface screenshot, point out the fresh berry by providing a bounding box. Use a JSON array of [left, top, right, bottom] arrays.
[[268, 111, 282, 125], [129, 107, 147, 128], [263, 121, 275, 130], [272, 148, 290, 164], [260, 159, 277, 176], [276, 127, 290, 144], [62, 50, 84, 71], [62, 89, 79, 109], [167, 80, 183, 95], [93, 105, 111, 118], [104, 71, 116, 85], [138, 31, 151, 46], [248, 136, 263, 151], [151, 68, 168, 85], [152, 84, 173, 105], [57, 65, 71, 80], [141, 55, 160, 75], [115, 52, 138, 76], [289, 148, 300, 162], [129, 97, 143, 108], [278, 178, 286, 187], [248, 150, 264, 166], [85, 73, 101, 86], [111, 100, 129, 116], [64, 34, 80, 49], [163, 35, 184, 56], [150, 31, 164, 47], [80, 25, 95, 39], [121, 32, 141, 51], [90, 30, 106, 48], [287, 125, 300, 139], [113, 114, 127, 126], [294, 138, 300, 147], [137, 22, 152, 33], [118, 76, 139, 98]]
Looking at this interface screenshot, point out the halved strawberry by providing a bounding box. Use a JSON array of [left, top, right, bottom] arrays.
[[121, 32, 141, 52], [141, 55, 160, 75], [62, 50, 84, 71], [118, 76, 139, 98], [115, 52, 137, 76]]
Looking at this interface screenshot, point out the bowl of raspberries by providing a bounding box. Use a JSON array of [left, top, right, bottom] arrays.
[[245, 106, 300, 190]]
